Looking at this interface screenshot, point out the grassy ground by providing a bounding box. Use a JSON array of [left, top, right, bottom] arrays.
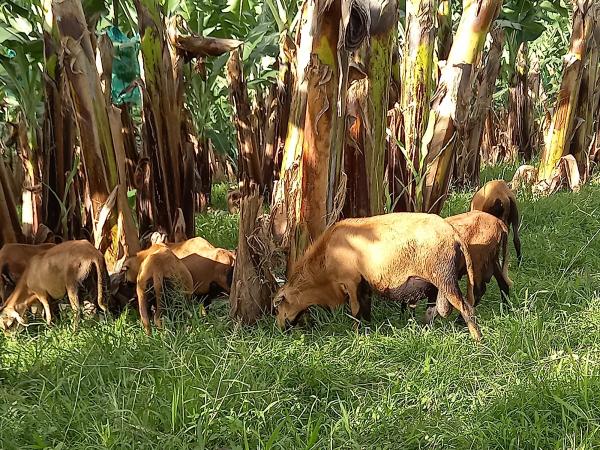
[[1, 166, 600, 449]]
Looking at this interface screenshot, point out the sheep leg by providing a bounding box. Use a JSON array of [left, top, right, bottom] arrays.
[[152, 274, 163, 330], [424, 305, 437, 325], [356, 278, 372, 322], [12, 294, 39, 326], [424, 287, 442, 325], [347, 285, 361, 319], [136, 279, 152, 335], [441, 289, 482, 341], [36, 293, 53, 326], [493, 262, 511, 305], [66, 286, 81, 332]]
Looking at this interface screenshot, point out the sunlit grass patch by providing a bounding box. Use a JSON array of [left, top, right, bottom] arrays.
[[1, 170, 599, 448]]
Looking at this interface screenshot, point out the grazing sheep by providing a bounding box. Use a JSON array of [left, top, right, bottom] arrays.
[[419, 211, 513, 323], [471, 180, 522, 262], [135, 245, 194, 334], [273, 213, 482, 341], [122, 236, 217, 280], [0, 243, 56, 304], [0, 240, 107, 330]]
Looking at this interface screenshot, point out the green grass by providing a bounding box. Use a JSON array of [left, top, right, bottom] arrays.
[[1, 167, 600, 449]]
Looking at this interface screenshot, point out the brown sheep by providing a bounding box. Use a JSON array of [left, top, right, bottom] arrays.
[[447, 211, 512, 303], [122, 236, 217, 281], [117, 242, 235, 318], [0, 240, 108, 330], [273, 213, 482, 341], [0, 243, 56, 304], [471, 180, 522, 262], [180, 250, 234, 297], [417, 211, 513, 323], [135, 245, 194, 334]]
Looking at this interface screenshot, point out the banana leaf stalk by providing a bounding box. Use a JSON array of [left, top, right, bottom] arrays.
[[401, 0, 438, 210], [271, 0, 370, 270], [538, 0, 595, 181], [571, 14, 600, 180], [455, 27, 505, 187], [421, 0, 502, 213]]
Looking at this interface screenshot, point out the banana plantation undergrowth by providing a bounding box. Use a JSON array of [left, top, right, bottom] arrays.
[[1, 166, 600, 449]]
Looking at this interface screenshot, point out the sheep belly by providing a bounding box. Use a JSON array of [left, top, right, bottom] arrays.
[[378, 276, 435, 305]]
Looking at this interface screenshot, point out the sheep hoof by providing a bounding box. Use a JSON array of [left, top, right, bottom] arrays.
[[467, 321, 482, 342]]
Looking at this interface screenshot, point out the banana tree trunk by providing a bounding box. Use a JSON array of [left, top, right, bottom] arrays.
[[271, 0, 370, 269], [0, 155, 24, 245], [0, 181, 19, 246], [42, 22, 77, 239], [53, 0, 119, 210], [272, 35, 295, 184], [97, 34, 114, 106], [252, 90, 266, 173], [17, 120, 42, 241], [262, 84, 278, 202], [343, 0, 397, 217], [401, 0, 438, 211], [421, 0, 501, 213], [538, 0, 595, 181], [480, 109, 498, 165], [507, 42, 532, 161], [227, 48, 263, 191], [195, 134, 212, 212], [227, 52, 277, 325], [571, 18, 600, 180], [3, 132, 24, 204], [134, 157, 156, 238], [343, 77, 370, 217], [53, 0, 135, 264], [229, 188, 277, 325], [361, 1, 397, 215], [456, 27, 504, 187], [120, 104, 139, 190], [386, 104, 409, 211], [528, 56, 542, 157], [135, 0, 182, 238], [593, 118, 600, 166], [108, 106, 141, 258]]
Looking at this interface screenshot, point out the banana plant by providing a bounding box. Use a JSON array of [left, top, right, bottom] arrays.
[[421, 0, 502, 213], [0, 0, 46, 239], [538, 0, 597, 182], [175, 0, 290, 159], [497, 0, 569, 161]]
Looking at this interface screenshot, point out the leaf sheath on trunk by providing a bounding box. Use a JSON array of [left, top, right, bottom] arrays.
[[538, 0, 595, 181], [421, 0, 502, 213]]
